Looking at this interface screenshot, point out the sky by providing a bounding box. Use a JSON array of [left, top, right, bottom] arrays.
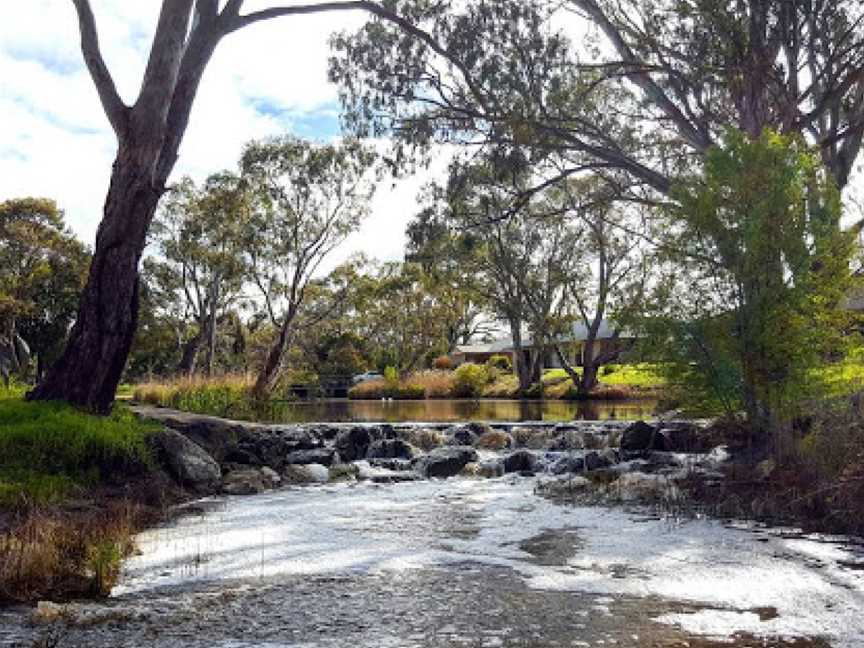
[[0, 1, 445, 267]]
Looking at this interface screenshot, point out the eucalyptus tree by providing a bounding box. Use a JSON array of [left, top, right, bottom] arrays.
[[0, 198, 89, 378], [331, 0, 864, 195], [29, 0, 457, 412], [240, 136, 377, 396], [147, 173, 251, 376], [540, 179, 654, 397]]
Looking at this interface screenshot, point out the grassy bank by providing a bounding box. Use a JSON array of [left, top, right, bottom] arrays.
[[0, 384, 163, 602], [349, 363, 667, 401], [134, 374, 257, 418]]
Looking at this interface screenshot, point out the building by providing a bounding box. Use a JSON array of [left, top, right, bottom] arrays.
[[450, 320, 636, 371]]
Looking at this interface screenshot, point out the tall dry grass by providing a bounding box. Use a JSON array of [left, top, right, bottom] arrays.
[[348, 370, 454, 400], [0, 502, 142, 602], [133, 374, 256, 416]]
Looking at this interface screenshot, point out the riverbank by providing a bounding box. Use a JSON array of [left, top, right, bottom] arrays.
[[4, 389, 864, 607]]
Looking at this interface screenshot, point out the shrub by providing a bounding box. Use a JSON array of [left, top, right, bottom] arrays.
[[383, 366, 399, 384], [397, 383, 426, 400], [408, 371, 454, 398], [486, 354, 512, 372], [432, 355, 454, 371], [601, 365, 617, 376], [452, 363, 489, 398]]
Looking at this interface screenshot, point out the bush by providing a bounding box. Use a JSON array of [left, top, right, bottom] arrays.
[[432, 355, 454, 370], [383, 366, 399, 384], [397, 383, 426, 399], [601, 365, 617, 376], [486, 354, 512, 372], [452, 363, 489, 398]]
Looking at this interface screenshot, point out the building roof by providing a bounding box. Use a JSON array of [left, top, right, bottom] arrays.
[[455, 320, 633, 354]]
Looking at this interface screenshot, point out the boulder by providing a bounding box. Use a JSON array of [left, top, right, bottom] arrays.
[[450, 427, 479, 446], [366, 439, 416, 460], [551, 455, 584, 475], [503, 449, 539, 474], [151, 428, 221, 492], [260, 466, 281, 486], [415, 446, 478, 478], [283, 463, 330, 484], [583, 450, 609, 472], [222, 468, 269, 495], [329, 463, 360, 482], [478, 459, 505, 478], [620, 421, 668, 451], [659, 423, 708, 452], [285, 448, 338, 467], [406, 428, 445, 451], [612, 472, 679, 502], [474, 431, 514, 450], [368, 458, 414, 471], [335, 428, 372, 462]]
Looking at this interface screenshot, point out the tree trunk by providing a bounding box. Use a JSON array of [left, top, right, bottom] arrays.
[[27, 150, 160, 413], [579, 338, 600, 397], [177, 331, 202, 376], [204, 303, 218, 377], [254, 307, 297, 398]]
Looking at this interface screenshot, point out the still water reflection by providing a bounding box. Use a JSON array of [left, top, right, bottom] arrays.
[[226, 398, 658, 424]]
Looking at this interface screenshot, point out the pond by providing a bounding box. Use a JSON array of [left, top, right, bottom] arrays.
[[224, 398, 659, 424]]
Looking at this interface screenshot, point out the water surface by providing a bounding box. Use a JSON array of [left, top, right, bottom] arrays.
[[5, 477, 862, 647], [226, 398, 659, 424]]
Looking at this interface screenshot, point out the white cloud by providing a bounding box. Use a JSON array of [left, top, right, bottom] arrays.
[[0, 1, 427, 263]]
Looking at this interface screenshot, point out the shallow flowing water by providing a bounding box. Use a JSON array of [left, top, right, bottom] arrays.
[[3, 477, 862, 647], [227, 398, 659, 424]]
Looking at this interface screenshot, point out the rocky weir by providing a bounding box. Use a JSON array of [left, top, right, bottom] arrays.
[[2, 406, 863, 648], [135, 405, 728, 499]]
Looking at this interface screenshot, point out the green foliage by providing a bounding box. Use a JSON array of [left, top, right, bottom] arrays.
[[660, 129, 854, 430], [0, 387, 155, 505], [452, 363, 489, 397], [485, 354, 512, 372], [0, 198, 89, 371], [383, 365, 399, 384]]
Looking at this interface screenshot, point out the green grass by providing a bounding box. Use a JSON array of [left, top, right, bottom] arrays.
[[489, 363, 668, 399], [813, 347, 864, 397], [0, 384, 156, 506]]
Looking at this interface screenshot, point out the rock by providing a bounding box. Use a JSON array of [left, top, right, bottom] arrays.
[[551, 455, 584, 475], [460, 462, 481, 477], [366, 438, 416, 460], [620, 421, 668, 451], [599, 448, 619, 466], [32, 601, 68, 623], [478, 460, 505, 478], [260, 466, 281, 486], [329, 463, 360, 482], [285, 448, 338, 466], [611, 472, 679, 502], [537, 476, 591, 497], [222, 448, 262, 466], [474, 430, 514, 450], [549, 432, 582, 451], [335, 428, 372, 462], [584, 450, 609, 472], [406, 428, 445, 451], [450, 426, 479, 446], [659, 423, 708, 452], [416, 446, 478, 478], [581, 432, 605, 450], [283, 463, 330, 484], [511, 427, 553, 450], [368, 458, 414, 471], [222, 468, 269, 495], [151, 428, 221, 492], [503, 449, 539, 474]]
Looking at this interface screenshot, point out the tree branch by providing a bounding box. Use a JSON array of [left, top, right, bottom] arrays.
[[70, 0, 129, 136]]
